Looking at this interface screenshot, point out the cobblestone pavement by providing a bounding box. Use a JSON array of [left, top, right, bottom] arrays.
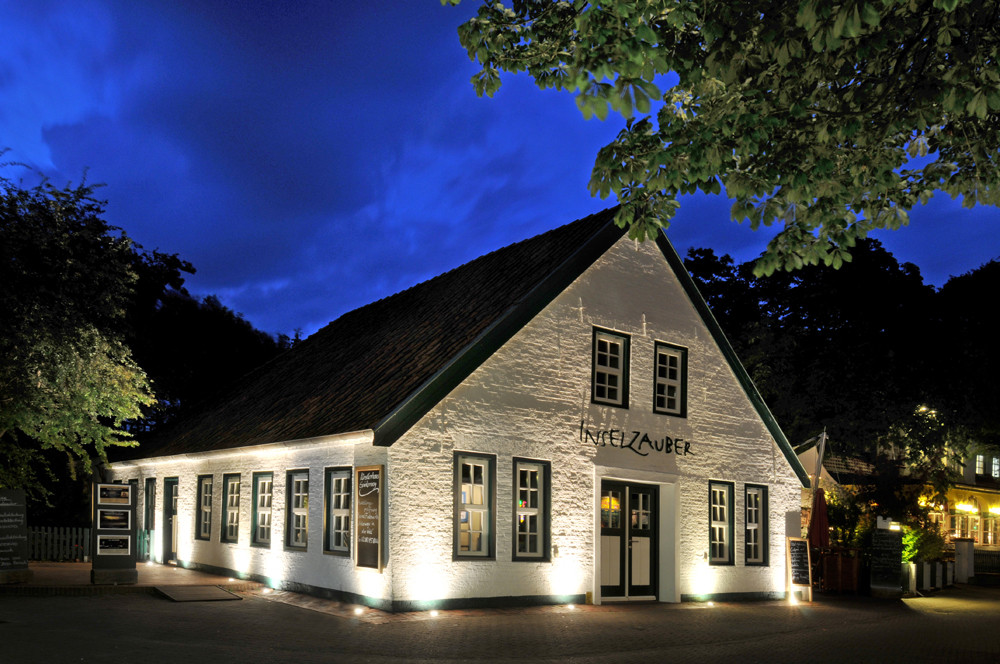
[[2, 584, 999, 663]]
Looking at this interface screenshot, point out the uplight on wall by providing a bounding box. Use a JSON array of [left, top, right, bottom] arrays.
[[956, 503, 979, 513]]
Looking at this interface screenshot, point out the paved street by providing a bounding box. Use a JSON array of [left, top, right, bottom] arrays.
[[3, 583, 1000, 663]]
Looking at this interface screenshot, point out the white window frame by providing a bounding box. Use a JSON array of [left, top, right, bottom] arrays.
[[286, 470, 309, 549], [513, 459, 550, 561], [709, 481, 734, 565], [455, 453, 495, 558], [653, 341, 688, 416], [976, 454, 985, 475], [221, 474, 240, 543], [325, 467, 351, 554], [993, 457, 999, 479], [745, 484, 768, 565], [252, 472, 273, 546], [592, 328, 629, 408], [197, 475, 213, 540]]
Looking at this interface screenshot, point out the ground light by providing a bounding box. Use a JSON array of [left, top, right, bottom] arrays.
[[430, 610, 439, 617], [354, 608, 364, 616]]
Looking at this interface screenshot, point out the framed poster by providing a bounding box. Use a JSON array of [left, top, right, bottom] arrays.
[[97, 483, 131, 505], [98, 509, 131, 530], [97, 535, 131, 556], [355, 465, 383, 570]]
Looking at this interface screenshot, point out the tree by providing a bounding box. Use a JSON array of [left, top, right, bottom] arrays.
[[448, 0, 1000, 274], [0, 175, 154, 500], [685, 241, 971, 537], [127, 290, 295, 431], [686, 238, 936, 451], [933, 259, 1000, 447]]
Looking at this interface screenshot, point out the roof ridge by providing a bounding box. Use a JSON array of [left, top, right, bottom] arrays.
[[311, 207, 618, 336]]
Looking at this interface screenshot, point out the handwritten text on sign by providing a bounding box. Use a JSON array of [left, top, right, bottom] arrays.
[[355, 466, 383, 570]]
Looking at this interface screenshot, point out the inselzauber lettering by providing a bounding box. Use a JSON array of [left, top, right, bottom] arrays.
[[580, 422, 693, 457]]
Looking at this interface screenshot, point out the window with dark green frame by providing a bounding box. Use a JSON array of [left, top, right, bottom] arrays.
[[286, 470, 309, 550], [592, 328, 629, 408], [512, 458, 551, 561], [196, 475, 213, 541], [221, 473, 241, 543], [653, 341, 687, 417], [745, 484, 768, 566], [454, 452, 496, 559], [709, 481, 734, 565], [324, 467, 351, 555], [251, 472, 273, 547]]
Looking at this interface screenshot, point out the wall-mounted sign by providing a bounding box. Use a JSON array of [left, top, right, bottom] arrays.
[[97, 535, 131, 556], [98, 509, 131, 530], [355, 465, 383, 571], [97, 483, 131, 505], [580, 421, 694, 458]]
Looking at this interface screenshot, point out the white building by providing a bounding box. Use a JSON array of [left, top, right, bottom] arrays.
[[109, 209, 809, 610]]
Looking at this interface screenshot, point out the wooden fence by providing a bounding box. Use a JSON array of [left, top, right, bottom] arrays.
[[27, 528, 153, 562], [27, 527, 91, 561], [975, 548, 1000, 574]]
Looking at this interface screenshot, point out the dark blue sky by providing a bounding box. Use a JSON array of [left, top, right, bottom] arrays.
[[3, 1, 997, 338]]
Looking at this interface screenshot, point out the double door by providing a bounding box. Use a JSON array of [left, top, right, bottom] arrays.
[[600, 481, 657, 599]]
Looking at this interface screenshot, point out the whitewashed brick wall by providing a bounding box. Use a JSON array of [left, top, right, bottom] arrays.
[[387, 236, 801, 604]]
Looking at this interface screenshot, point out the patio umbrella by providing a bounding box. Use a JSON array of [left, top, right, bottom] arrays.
[[809, 488, 831, 549]]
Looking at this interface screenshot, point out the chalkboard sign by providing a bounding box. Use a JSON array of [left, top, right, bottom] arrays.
[[0, 489, 29, 574], [870, 528, 903, 596], [355, 466, 383, 570], [787, 537, 812, 588]]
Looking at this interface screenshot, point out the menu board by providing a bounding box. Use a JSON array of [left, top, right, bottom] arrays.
[[787, 537, 812, 588], [870, 528, 903, 594], [355, 466, 383, 570], [0, 489, 29, 572]]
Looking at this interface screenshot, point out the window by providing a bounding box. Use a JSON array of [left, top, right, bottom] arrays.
[[513, 459, 551, 561], [221, 474, 240, 543], [454, 453, 495, 558], [653, 341, 688, 416], [592, 328, 629, 408], [709, 481, 734, 565], [196, 475, 213, 540], [745, 484, 768, 565], [324, 467, 351, 554], [993, 457, 999, 479], [252, 472, 273, 546], [286, 471, 309, 549], [976, 454, 985, 475]]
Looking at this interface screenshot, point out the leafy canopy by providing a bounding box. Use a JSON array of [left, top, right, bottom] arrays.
[[446, 0, 1000, 274], [0, 173, 154, 497]]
